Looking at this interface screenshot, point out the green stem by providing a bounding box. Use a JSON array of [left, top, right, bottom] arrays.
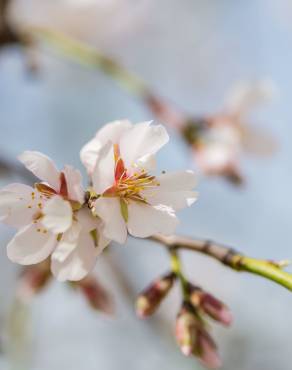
[[169, 248, 189, 300], [27, 27, 149, 97], [235, 257, 292, 291], [151, 235, 292, 292]]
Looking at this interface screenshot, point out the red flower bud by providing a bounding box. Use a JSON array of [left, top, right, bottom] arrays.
[[136, 272, 176, 318], [176, 303, 222, 369], [17, 260, 51, 302], [190, 287, 232, 326], [76, 276, 114, 315]]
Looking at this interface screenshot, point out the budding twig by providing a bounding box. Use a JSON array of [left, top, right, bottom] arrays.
[[150, 234, 292, 292], [28, 27, 149, 97], [24, 27, 185, 131]]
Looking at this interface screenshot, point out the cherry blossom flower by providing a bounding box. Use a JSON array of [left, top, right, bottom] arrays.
[[185, 80, 277, 183], [81, 120, 197, 244], [0, 151, 109, 281]]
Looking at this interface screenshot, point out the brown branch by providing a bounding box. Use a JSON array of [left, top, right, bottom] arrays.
[[150, 234, 292, 292]]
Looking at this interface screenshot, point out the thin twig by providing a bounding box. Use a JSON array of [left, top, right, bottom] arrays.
[[150, 234, 292, 292]]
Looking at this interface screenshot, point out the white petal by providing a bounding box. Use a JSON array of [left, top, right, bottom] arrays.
[[7, 222, 57, 265], [80, 120, 132, 174], [127, 203, 179, 238], [75, 207, 99, 231], [0, 184, 40, 227], [18, 151, 60, 191], [141, 170, 198, 210], [76, 208, 110, 253], [94, 197, 127, 244], [63, 165, 84, 203], [119, 121, 169, 170], [51, 228, 98, 281], [92, 142, 115, 194], [51, 222, 81, 263], [80, 136, 103, 175], [42, 196, 73, 234], [96, 119, 133, 144], [156, 170, 197, 191]]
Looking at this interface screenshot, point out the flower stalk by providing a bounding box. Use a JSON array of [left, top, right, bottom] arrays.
[[151, 234, 292, 291], [28, 27, 149, 97], [169, 248, 189, 300]]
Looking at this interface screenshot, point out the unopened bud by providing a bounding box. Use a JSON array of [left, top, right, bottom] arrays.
[[176, 303, 222, 369], [136, 272, 176, 318], [224, 165, 243, 185], [76, 276, 114, 315], [190, 286, 232, 326], [17, 260, 51, 302]]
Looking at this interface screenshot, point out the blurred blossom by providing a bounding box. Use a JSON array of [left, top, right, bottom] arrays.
[[182, 80, 277, 183], [8, 0, 151, 50]]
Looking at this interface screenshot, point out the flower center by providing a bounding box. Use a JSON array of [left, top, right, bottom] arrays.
[[103, 144, 160, 204]]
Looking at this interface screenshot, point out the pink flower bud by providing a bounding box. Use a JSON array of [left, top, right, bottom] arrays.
[[176, 303, 222, 369], [17, 260, 51, 302], [196, 329, 222, 369], [136, 272, 176, 318], [190, 287, 233, 327], [77, 276, 114, 315]]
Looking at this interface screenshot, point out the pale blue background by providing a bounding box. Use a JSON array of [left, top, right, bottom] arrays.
[[0, 1, 292, 370]]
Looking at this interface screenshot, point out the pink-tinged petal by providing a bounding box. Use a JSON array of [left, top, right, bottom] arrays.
[[80, 120, 132, 174], [0, 184, 40, 227], [42, 196, 72, 234], [18, 151, 60, 191], [7, 222, 57, 265], [94, 197, 127, 244], [119, 121, 169, 170], [127, 203, 179, 238], [62, 165, 84, 203], [141, 170, 198, 210], [92, 142, 115, 194], [51, 226, 98, 281]]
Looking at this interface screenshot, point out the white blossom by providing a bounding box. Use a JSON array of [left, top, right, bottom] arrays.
[[81, 120, 197, 244], [0, 151, 109, 281]]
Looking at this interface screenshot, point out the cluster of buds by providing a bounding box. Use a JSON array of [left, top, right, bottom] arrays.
[[135, 272, 232, 369], [17, 261, 114, 315], [176, 303, 221, 368], [176, 284, 232, 368]]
